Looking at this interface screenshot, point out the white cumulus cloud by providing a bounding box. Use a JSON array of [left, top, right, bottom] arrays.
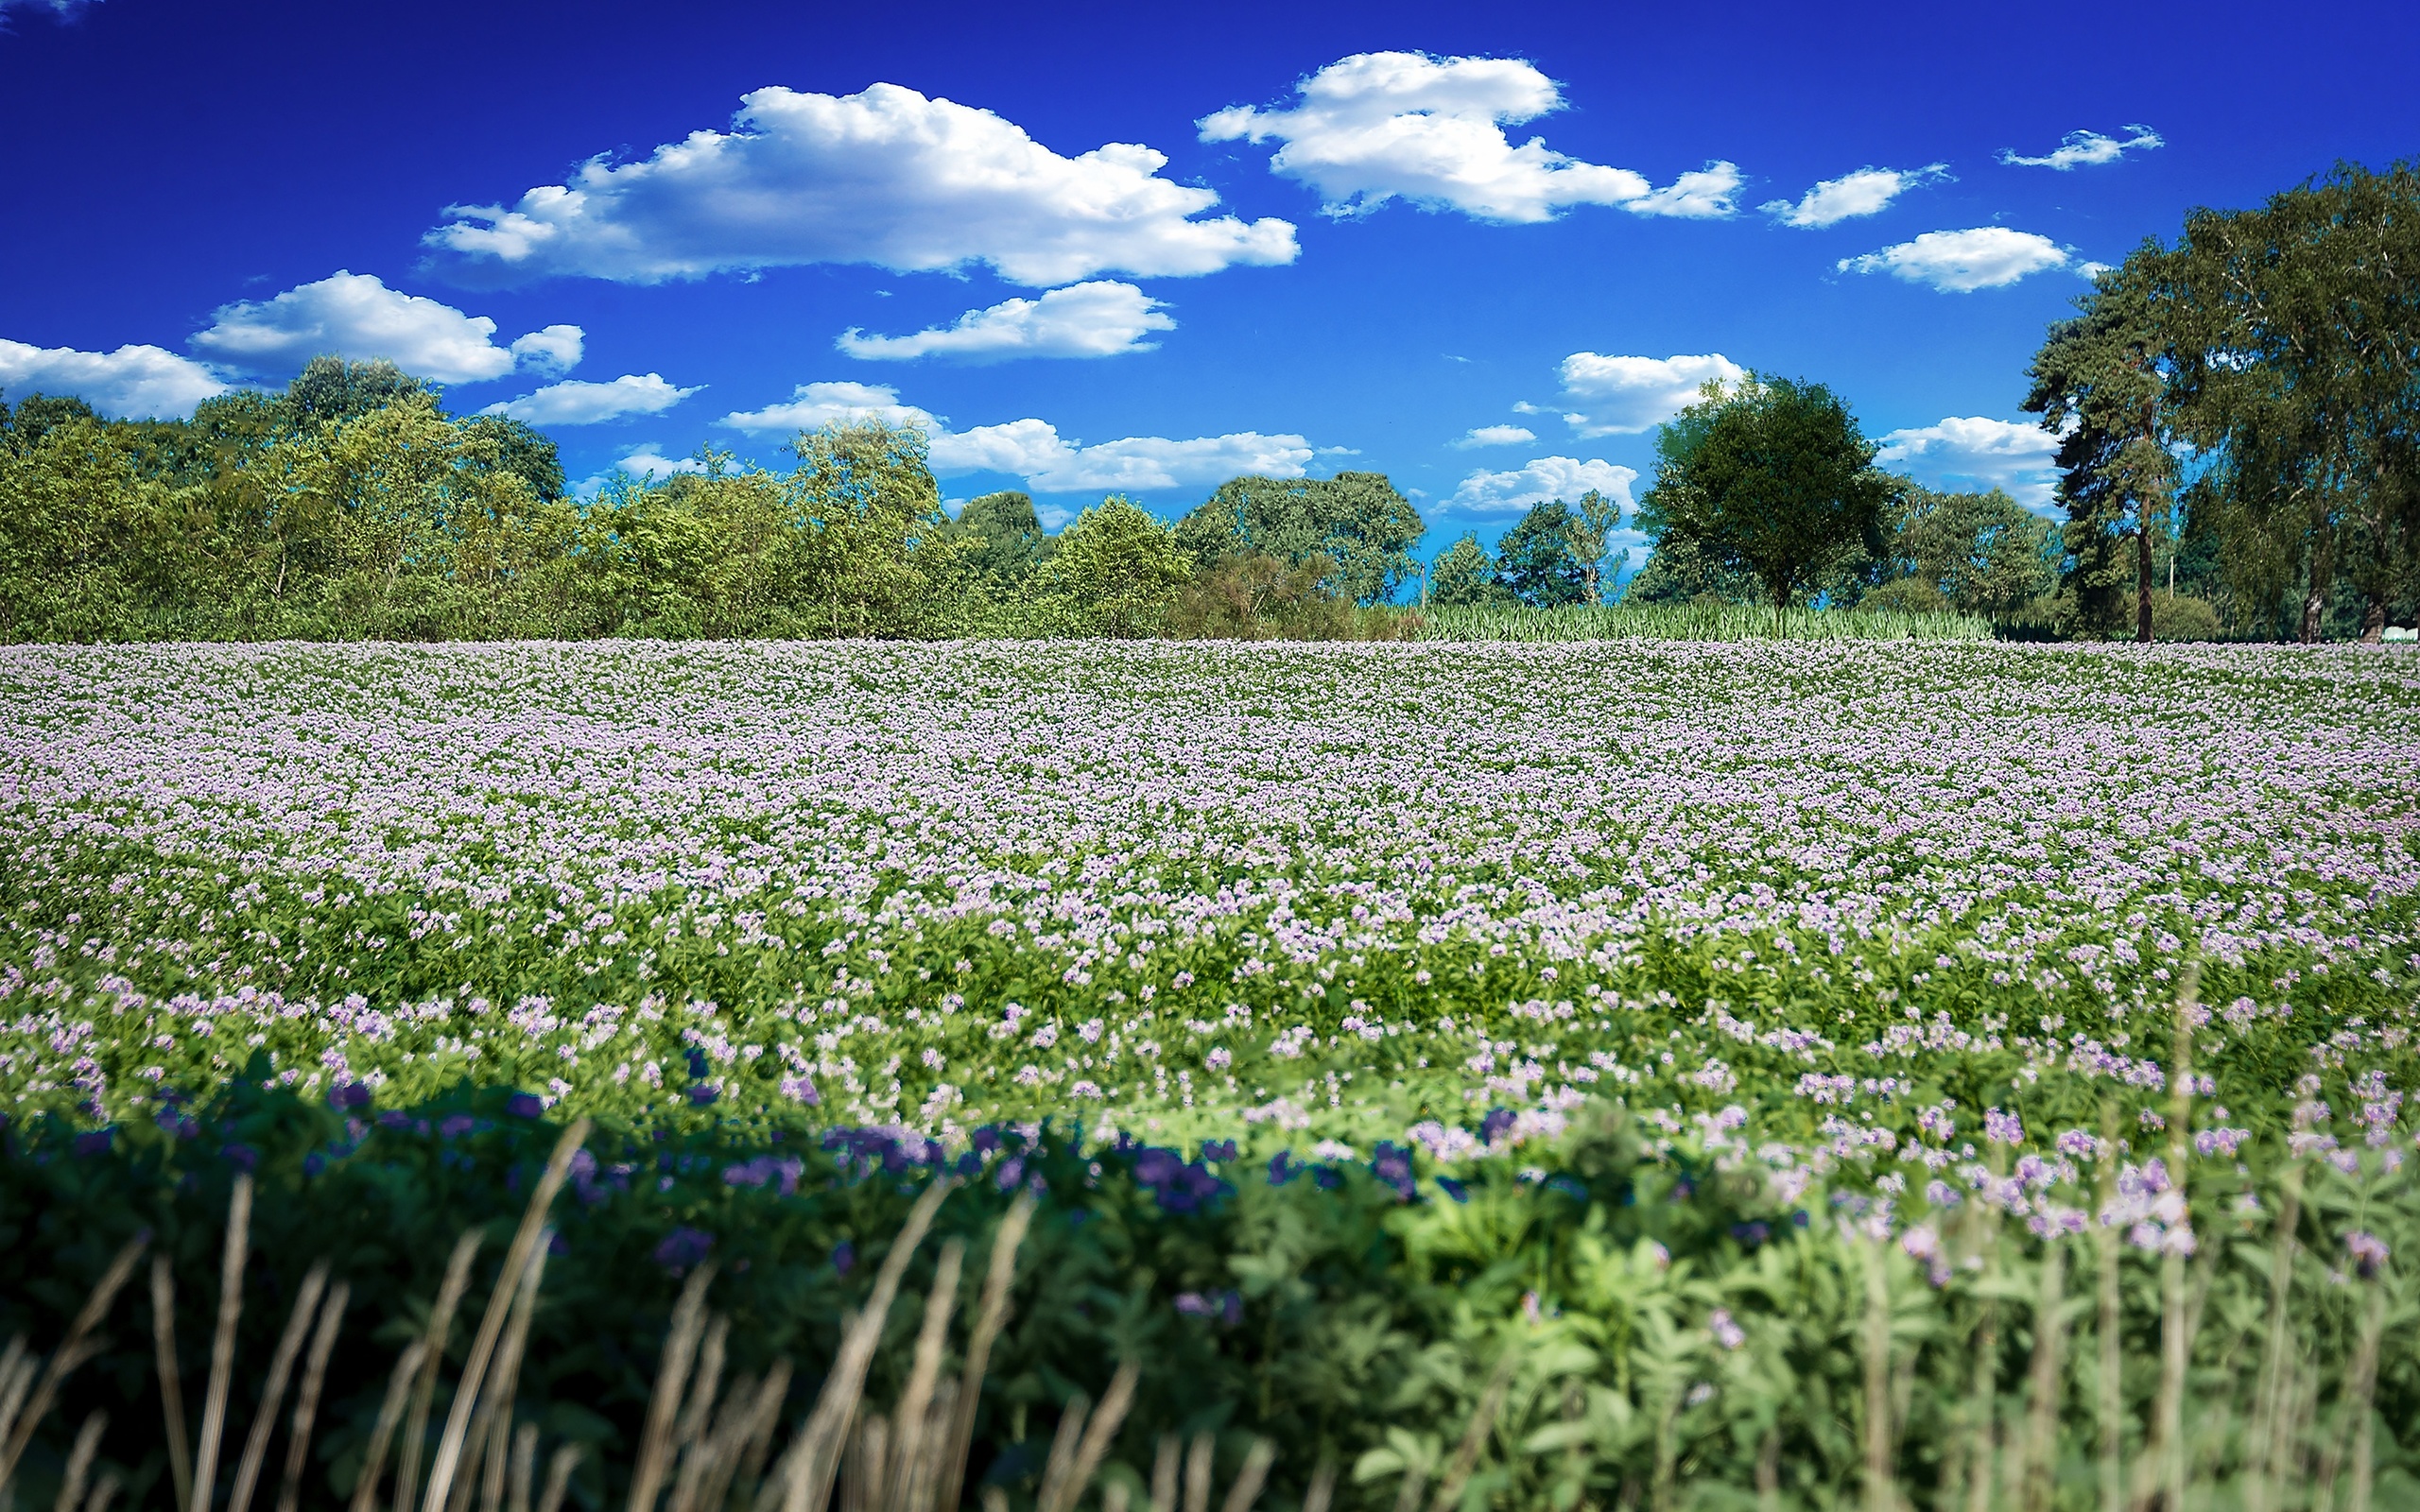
[[1761, 164, 1947, 228], [1837, 229, 2070, 291], [1200, 52, 1737, 223], [1450, 455, 1638, 514], [1547, 352, 1745, 437], [720, 380, 1311, 492], [1453, 423, 1535, 448], [931, 420, 1310, 492], [614, 446, 707, 479], [427, 83, 1298, 288], [1999, 126, 2163, 170], [719, 381, 942, 437], [190, 272, 582, 383], [479, 372, 700, 426], [1876, 416, 2062, 510], [837, 281, 1173, 361], [0, 338, 227, 420]]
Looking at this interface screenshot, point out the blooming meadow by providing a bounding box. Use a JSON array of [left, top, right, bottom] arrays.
[[6, 637, 2420, 1508], [7, 638, 2418, 1174]]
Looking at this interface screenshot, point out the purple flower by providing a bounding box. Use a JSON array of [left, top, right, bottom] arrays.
[[831, 1239, 856, 1276], [1709, 1309, 1746, 1350], [1201, 1140, 1237, 1163], [505, 1092, 544, 1119], [73, 1128, 113, 1158], [1983, 1108, 2024, 1146], [687, 1085, 719, 1108], [440, 1114, 476, 1140], [330, 1082, 373, 1110], [1436, 1176, 1469, 1203], [653, 1227, 714, 1273], [1267, 1151, 1302, 1186], [2344, 1230, 2389, 1279], [219, 1143, 259, 1171]]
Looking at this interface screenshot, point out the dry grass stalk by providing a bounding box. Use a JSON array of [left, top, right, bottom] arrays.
[[846, 1415, 890, 1512], [466, 1241, 551, 1512], [978, 1490, 1007, 1512], [85, 1469, 124, 1512], [1301, 1458, 1337, 1512], [423, 1120, 594, 1512], [1034, 1395, 1089, 1512], [782, 1177, 954, 1512], [195, 1177, 257, 1512], [151, 1254, 196, 1512], [1040, 1363, 1140, 1512], [2093, 1106, 2123, 1512], [352, 1341, 431, 1512], [2345, 1285, 2386, 1512], [535, 1445, 583, 1512], [510, 1424, 538, 1512], [883, 1240, 965, 1512], [630, 1263, 718, 1512], [227, 1260, 333, 1512], [51, 1409, 107, 1512], [939, 1193, 1034, 1512], [674, 1316, 733, 1467], [1184, 1433, 1215, 1512], [724, 1360, 793, 1512], [2242, 1160, 2305, 1512], [2018, 1240, 2066, 1512], [1860, 1237, 1898, 1512], [397, 1232, 486, 1512], [1218, 1439, 1275, 1512], [1150, 1435, 1180, 1512], [1102, 1484, 1131, 1512], [276, 1280, 353, 1512], [0, 1231, 149, 1499], [0, 1336, 34, 1455]]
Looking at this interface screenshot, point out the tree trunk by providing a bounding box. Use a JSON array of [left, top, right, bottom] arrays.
[[2360, 596, 2386, 644], [2136, 514, 2153, 644]]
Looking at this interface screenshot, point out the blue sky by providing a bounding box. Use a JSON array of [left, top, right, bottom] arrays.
[[5, 0, 2416, 569]]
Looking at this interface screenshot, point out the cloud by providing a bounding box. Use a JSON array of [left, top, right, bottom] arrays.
[[1628, 161, 1743, 219], [0, 337, 227, 420], [1761, 164, 1947, 228], [1999, 126, 2163, 170], [720, 379, 1311, 491], [1876, 416, 2062, 510], [1200, 52, 1736, 223], [1549, 352, 1745, 436], [720, 380, 941, 436], [190, 271, 581, 383], [427, 83, 1297, 288], [1454, 423, 1535, 448], [479, 372, 700, 425], [0, 0, 97, 24], [930, 419, 1311, 492], [1837, 228, 2069, 291], [614, 446, 707, 478], [837, 281, 1173, 361], [1449, 455, 1638, 513]]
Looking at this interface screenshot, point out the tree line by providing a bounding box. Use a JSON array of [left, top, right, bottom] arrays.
[[3, 163, 2411, 644]]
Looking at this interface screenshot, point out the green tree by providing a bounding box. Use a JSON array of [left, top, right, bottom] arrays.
[[1634, 376, 1896, 612], [2159, 162, 2420, 642], [1172, 472, 1425, 604], [1495, 500, 1587, 607], [784, 419, 946, 637], [942, 490, 1050, 582], [1877, 486, 2059, 618], [284, 356, 431, 431], [1427, 533, 1508, 607], [1043, 496, 1192, 636], [2024, 257, 2181, 643], [1620, 534, 1757, 605], [1564, 489, 1622, 605]]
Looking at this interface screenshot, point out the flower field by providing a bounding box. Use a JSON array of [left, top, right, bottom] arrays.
[[7, 638, 2420, 1510], [6, 639, 2416, 1168]]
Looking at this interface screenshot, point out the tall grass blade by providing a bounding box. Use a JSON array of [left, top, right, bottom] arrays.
[[0, 1231, 148, 1498], [196, 1177, 255, 1512], [227, 1259, 332, 1512], [939, 1194, 1033, 1512], [1218, 1440, 1274, 1512], [883, 1240, 963, 1512], [535, 1447, 582, 1512], [629, 1263, 717, 1512], [396, 1233, 484, 1512], [350, 1341, 429, 1512], [276, 1280, 351, 1512], [1044, 1363, 1138, 1512], [1183, 1433, 1214, 1512], [509, 1425, 537, 1512], [51, 1410, 106, 1512], [423, 1120, 592, 1512], [152, 1254, 196, 1512]]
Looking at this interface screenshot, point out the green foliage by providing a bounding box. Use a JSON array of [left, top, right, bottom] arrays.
[[1495, 501, 1586, 608], [1172, 473, 1424, 606], [942, 490, 1051, 584], [1635, 375, 1899, 610], [1883, 486, 2061, 618], [1617, 533, 1758, 608], [1035, 496, 1192, 638], [1426, 533, 1509, 608]]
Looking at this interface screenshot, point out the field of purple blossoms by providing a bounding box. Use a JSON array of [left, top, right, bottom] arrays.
[[4, 638, 2417, 1177]]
